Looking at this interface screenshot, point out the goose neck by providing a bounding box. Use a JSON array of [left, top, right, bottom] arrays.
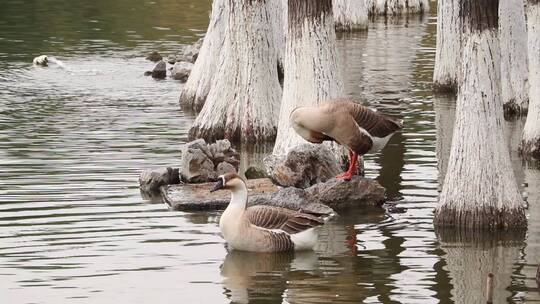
[[229, 183, 248, 209]]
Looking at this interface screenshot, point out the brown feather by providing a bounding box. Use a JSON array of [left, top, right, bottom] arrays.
[[245, 205, 325, 235], [322, 99, 402, 138]]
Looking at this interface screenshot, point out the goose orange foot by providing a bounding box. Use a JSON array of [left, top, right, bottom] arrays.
[[336, 150, 358, 181], [336, 171, 354, 181]]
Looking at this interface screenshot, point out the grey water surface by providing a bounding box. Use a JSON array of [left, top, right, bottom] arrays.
[[1, 1, 539, 303]]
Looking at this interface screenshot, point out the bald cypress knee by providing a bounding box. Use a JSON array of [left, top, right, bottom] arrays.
[[520, 0, 540, 158], [188, 0, 282, 143], [434, 0, 527, 229]]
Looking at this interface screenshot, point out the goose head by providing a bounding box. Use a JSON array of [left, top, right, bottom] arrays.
[[210, 173, 245, 193]]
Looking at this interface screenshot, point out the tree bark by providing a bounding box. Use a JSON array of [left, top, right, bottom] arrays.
[[272, 0, 287, 72], [366, 0, 429, 17], [273, 0, 344, 155], [434, 0, 527, 229], [179, 0, 228, 112], [333, 0, 368, 31], [433, 0, 461, 92], [499, 0, 529, 116], [519, 1, 540, 158], [188, 0, 282, 143], [434, 96, 456, 188]]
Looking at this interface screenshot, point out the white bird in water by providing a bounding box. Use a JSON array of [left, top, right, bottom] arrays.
[[32, 55, 48, 66], [211, 173, 330, 252], [32, 55, 66, 69], [290, 98, 403, 180]]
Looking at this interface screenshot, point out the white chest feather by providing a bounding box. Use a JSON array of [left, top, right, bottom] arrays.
[[219, 187, 248, 247]]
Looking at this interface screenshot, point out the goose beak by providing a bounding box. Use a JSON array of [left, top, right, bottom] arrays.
[[210, 179, 224, 193]]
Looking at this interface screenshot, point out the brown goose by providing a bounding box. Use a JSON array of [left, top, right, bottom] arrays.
[[290, 99, 403, 180], [211, 173, 328, 252]]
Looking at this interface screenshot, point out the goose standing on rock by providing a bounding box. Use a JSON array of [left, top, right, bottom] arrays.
[[290, 99, 403, 180], [212, 173, 329, 252]]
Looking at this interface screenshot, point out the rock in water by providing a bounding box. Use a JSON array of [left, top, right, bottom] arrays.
[[216, 162, 236, 176], [181, 148, 216, 183], [183, 37, 203, 63], [180, 139, 240, 183], [33, 55, 48, 66], [171, 61, 193, 82], [250, 187, 335, 216], [139, 167, 180, 193], [166, 54, 184, 64], [264, 144, 341, 188], [306, 176, 385, 209], [151, 61, 167, 79], [161, 176, 385, 212], [146, 51, 163, 62], [537, 264, 540, 288], [244, 166, 267, 179], [161, 178, 334, 215], [162, 178, 279, 211]]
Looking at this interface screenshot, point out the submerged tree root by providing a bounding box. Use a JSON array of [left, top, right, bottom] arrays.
[[434, 204, 527, 230]]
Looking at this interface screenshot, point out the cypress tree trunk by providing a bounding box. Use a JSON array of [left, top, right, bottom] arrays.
[[366, 0, 429, 17], [434, 0, 527, 229], [499, 0, 529, 116], [188, 0, 282, 143], [434, 97, 456, 187], [433, 0, 461, 92], [273, 0, 344, 155], [333, 0, 368, 31], [179, 0, 228, 111], [519, 0, 540, 158]]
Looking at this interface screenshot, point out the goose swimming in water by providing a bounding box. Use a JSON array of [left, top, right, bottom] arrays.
[[212, 173, 328, 252], [290, 99, 403, 180]]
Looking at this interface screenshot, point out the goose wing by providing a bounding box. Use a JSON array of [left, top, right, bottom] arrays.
[[326, 115, 374, 155], [324, 99, 403, 138], [245, 205, 325, 235]]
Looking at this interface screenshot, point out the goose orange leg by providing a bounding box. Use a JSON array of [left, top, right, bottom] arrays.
[[336, 150, 358, 181]]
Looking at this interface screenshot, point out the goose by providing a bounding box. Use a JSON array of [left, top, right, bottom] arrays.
[[290, 98, 403, 180], [211, 173, 328, 252]]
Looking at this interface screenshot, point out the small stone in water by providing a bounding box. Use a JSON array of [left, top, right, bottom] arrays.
[[146, 51, 162, 62], [171, 61, 193, 82], [244, 166, 267, 179], [151, 61, 167, 79]]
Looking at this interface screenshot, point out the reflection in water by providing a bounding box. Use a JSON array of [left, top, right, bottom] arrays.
[[236, 143, 275, 178], [516, 163, 540, 302], [221, 250, 318, 304], [361, 15, 428, 104], [434, 98, 540, 303], [436, 229, 526, 304], [377, 132, 406, 200]]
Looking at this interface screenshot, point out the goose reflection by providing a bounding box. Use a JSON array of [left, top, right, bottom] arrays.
[[436, 228, 526, 303], [220, 250, 319, 304]]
